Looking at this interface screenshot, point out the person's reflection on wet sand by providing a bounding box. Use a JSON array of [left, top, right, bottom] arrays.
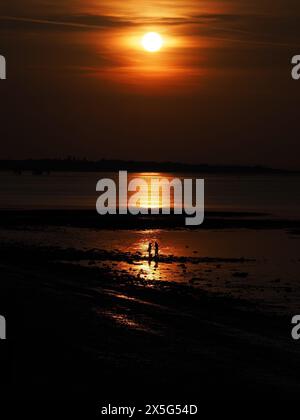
[[147, 242, 152, 261], [154, 241, 159, 261]]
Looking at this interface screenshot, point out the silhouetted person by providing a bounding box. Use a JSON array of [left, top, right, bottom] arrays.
[[147, 242, 152, 261], [154, 242, 159, 261]]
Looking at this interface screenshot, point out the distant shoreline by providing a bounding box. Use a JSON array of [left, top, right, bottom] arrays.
[[0, 159, 297, 175]]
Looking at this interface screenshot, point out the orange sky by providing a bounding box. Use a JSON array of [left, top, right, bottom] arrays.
[[0, 1, 300, 168]]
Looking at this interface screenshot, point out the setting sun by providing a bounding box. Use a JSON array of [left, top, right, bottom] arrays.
[[141, 32, 163, 52]]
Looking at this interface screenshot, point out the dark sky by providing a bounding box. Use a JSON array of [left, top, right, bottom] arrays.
[[0, 1, 300, 168]]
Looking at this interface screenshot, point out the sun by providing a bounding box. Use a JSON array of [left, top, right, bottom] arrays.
[[141, 32, 163, 53]]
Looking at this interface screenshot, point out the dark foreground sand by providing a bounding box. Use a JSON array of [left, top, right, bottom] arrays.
[[0, 241, 300, 401], [1, 209, 300, 230]]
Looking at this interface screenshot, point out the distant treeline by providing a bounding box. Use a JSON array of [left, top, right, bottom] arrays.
[[0, 158, 295, 174]]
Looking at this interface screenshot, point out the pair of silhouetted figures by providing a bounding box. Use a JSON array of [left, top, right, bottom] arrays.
[[147, 241, 159, 261]]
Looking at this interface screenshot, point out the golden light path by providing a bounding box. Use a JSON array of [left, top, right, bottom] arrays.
[[118, 173, 172, 211]]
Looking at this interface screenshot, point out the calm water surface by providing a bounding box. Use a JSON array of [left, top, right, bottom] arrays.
[[1, 171, 300, 218]]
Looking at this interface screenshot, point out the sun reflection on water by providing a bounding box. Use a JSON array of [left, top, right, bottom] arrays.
[[125, 172, 178, 211]]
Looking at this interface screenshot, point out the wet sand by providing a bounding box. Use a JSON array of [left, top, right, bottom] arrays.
[[1, 209, 300, 400], [1, 240, 300, 400], [1, 209, 300, 230]]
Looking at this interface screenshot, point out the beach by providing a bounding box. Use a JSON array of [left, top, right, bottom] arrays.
[[0, 207, 300, 314], [1, 172, 300, 400], [0, 208, 300, 400]]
